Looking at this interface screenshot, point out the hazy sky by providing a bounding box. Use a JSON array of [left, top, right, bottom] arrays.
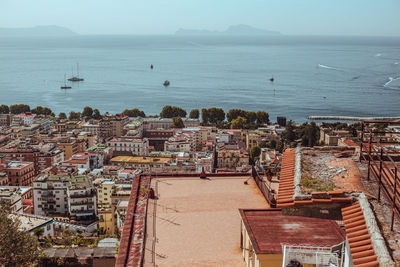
[[1, 0, 399, 36]]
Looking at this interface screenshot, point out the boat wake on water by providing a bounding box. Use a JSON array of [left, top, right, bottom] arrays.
[[384, 76, 400, 89], [317, 64, 344, 72]]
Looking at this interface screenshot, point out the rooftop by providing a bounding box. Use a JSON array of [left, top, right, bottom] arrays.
[[143, 176, 267, 266], [10, 213, 53, 232], [4, 161, 33, 170], [240, 209, 345, 254], [111, 156, 171, 164], [35, 174, 92, 189]]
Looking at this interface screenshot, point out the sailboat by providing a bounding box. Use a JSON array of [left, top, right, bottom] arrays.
[[61, 74, 72, 89], [68, 63, 84, 82]]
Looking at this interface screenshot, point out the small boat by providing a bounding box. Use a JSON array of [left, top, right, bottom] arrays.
[[163, 80, 170, 87], [68, 63, 84, 82], [150, 64, 154, 70], [269, 76, 274, 82], [61, 74, 71, 89]]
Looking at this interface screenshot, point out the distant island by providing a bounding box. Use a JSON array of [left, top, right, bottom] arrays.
[[0, 25, 77, 37], [175, 24, 281, 36]]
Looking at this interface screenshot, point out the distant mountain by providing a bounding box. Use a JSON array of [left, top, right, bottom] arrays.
[[0, 25, 78, 37], [175, 24, 281, 36]]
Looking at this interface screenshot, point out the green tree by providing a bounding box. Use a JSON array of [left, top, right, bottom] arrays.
[[201, 108, 209, 124], [160, 105, 187, 118], [9, 104, 30, 114], [249, 146, 261, 165], [81, 106, 93, 120], [69, 111, 81, 120], [31, 106, 52, 116], [33, 228, 44, 238], [227, 109, 244, 122], [301, 122, 319, 147], [92, 109, 102, 120], [58, 112, 67, 120], [0, 105, 9, 114], [171, 117, 185, 128], [268, 139, 277, 149], [231, 116, 246, 129], [283, 121, 296, 143], [205, 107, 225, 124], [256, 111, 269, 124], [122, 108, 145, 118], [0, 203, 40, 266], [189, 109, 199, 119]]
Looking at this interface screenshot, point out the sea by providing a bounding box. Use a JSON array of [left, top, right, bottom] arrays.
[[0, 35, 400, 122]]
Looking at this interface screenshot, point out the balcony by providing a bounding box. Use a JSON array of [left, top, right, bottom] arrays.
[[41, 194, 55, 199], [70, 201, 94, 206]]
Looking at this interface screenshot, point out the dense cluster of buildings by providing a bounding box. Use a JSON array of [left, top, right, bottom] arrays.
[[2, 110, 398, 266], [0, 112, 285, 239]]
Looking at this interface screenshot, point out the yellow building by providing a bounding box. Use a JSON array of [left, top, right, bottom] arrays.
[[97, 180, 115, 235], [240, 209, 346, 267], [98, 209, 114, 235]]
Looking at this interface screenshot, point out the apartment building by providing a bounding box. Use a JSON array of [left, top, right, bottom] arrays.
[[1, 161, 35, 186], [34, 174, 97, 222], [0, 187, 23, 213], [107, 137, 149, 156]]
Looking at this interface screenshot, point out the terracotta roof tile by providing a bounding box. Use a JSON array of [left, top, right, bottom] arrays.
[[277, 149, 353, 209], [341, 202, 380, 267], [277, 149, 295, 207]]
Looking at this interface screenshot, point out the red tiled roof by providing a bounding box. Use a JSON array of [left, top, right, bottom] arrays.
[[276, 149, 352, 208], [64, 159, 88, 164], [240, 209, 345, 254], [115, 175, 150, 267], [341, 203, 380, 267], [277, 149, 295, 206]]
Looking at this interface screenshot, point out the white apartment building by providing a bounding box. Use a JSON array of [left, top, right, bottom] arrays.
[[34, 174, 97, 221], [107, 137, 149, 156]]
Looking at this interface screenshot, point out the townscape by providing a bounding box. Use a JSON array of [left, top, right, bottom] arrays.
[[0, 103, 399, 266]]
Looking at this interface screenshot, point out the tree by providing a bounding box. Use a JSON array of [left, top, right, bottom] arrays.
[[189, 109, 199, 119], [122, 108, 145, 118], [231, 116, 246, 129], [31, 106, 52, 116], [58, 112, 67, 120], [81, 106, 93, 120], [160, 105, 186, 118], [0, 105, 9, 114], [301, 122, 319, 147], [227, 109, 243, 122], [201, 108, 209, 124], [256, 111, 269, 124], [268, 139, 277, 149], [69, 111, 81, 120], [9, 104, 30, 114], [0, 203, 40, 266], [171, 117, 185, 128], [249, 146, 261, 165], [33, 228, 44, 238], [283, 121, 296, 144], [205, 107, 225, 124], [92, 109, 102, 120]]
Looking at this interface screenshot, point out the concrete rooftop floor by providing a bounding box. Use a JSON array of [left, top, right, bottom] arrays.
[[143, 176, 268, 266]]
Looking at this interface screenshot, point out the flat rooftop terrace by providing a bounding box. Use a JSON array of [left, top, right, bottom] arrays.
[[144, 176, 267, 266]]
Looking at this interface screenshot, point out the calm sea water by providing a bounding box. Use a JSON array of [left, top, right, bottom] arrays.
[[0, 35, 399, 122]]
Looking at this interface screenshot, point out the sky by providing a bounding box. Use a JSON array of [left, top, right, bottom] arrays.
[[1, 0, 399, 36]]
